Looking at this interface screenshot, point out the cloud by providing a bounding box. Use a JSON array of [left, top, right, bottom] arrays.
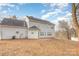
[[56, 12, 71, 22], [41, 11, 57, 19], [54, 9, 62, 13], [0, 4, 16, 13], [41, 3, 69, 20], [50, 3, 68, 9], [42, 3, 69, 15], [16, 6, 20, 11], [50, 11, 71, 27], [65, 12, 72, 17], [0, 4, 15, 7], [0, 7, 2, 10], [43, 3, 68, 9], [2, 10, 7, 14], [7, 8, 11, 12], [41, 9, 46, 14], [0, 10, 9, 17], [0, 4, 20, 16], [41, 8, 62, 19], [57, 17, 67, 21]]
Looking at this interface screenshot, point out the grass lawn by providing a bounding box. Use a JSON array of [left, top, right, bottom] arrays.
[[0, 39, 79, 56]]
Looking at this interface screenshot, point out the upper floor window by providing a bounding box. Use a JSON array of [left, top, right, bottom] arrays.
[[51, 27, 54, 29], [16, 31, 19, 34]]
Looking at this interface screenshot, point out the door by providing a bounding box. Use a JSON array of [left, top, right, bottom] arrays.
[[28, 30, 39, 39]]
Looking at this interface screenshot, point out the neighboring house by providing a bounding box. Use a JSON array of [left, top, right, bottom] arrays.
[[0, 16, 55, 39]]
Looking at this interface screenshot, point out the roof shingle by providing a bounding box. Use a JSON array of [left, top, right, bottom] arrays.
[[1, 18, 27, 27], [27, 16, 55, 25]]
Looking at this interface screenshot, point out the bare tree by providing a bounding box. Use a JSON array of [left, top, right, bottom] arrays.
[[58, 20, 71, 40], [72, 3, 79, 40]]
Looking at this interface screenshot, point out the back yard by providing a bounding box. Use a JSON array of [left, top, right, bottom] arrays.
[[0, 39, 79, 56]]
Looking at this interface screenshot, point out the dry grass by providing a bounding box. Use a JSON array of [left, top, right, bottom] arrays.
[[0, 39, 79, 56]]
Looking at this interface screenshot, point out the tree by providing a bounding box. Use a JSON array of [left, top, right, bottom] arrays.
[[72, 3, 79, 40], [58, 20, 71, 40]]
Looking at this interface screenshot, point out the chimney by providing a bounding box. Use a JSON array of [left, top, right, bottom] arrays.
[[4, 15, 17, 20], [11, 15, 16, 19]]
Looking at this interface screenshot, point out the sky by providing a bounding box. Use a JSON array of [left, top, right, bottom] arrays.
[[0, 3, 72, 24]]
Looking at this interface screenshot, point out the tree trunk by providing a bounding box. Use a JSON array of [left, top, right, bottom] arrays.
[[66, 29, 71, 40], [77, 30, 79, 40], [72, 3, 79, 40]]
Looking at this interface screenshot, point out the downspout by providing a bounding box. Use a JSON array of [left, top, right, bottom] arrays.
[[0, 25, 2, 40]]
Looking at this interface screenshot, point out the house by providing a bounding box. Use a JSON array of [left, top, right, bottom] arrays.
[[0, 16, 28, 39], [0, 16, 55, 39], [24, 16, 55, 39]]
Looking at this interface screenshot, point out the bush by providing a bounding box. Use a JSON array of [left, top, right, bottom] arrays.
[[12, 36, 16, 39]]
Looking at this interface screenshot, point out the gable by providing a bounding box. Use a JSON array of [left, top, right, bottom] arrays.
[[27, 16, 55, 26]]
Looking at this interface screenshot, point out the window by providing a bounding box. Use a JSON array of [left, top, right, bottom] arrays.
[[47, 32, 52, 36], [16, 31, 19, 34], [44, 32, 46, 36], [31, 32, 34, 34], [51, 27, 54, 29], [40, 32, 44, 36]]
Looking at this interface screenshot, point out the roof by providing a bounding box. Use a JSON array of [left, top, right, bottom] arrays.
[[0, 18, 27, 27], [29, 26, 40, 30], [27, 16, 55, 25]]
